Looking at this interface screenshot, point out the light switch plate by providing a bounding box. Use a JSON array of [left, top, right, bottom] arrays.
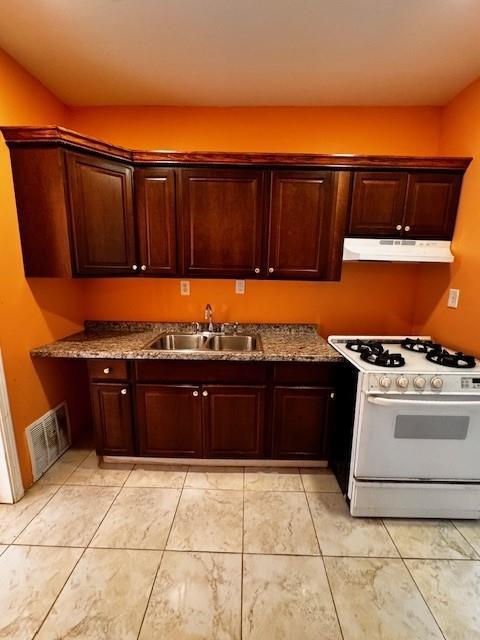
[[180, 280, 190, 296], [447, 288, 460, 308], [235, 280, 246, 294]]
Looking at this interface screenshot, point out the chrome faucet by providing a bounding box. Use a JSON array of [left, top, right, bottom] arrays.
[[204, 303, 214, 332]]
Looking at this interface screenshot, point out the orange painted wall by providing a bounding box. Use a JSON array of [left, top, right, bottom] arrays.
[[0, 49, 88, 488], [412, 77, 480, 354], [67, 105, 442, 336]]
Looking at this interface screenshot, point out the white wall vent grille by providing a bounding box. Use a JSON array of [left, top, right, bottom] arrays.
[[26, 403, 71, 481]]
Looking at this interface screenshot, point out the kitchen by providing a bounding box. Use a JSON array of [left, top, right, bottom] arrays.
[[0, 1, 480, 638]]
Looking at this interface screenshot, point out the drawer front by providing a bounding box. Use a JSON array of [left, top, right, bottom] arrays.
[[135, 360, 268, 384], [273, 362, 338, 385], [88, 359, 129, 381]]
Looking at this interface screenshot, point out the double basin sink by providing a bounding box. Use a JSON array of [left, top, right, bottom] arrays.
[[146, 332, 262, 353]]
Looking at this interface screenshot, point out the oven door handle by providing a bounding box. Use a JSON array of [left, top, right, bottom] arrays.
[[367, 396, 480, 407]]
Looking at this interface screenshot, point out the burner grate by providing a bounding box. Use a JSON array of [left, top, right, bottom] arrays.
[[426, 349, 476, 369], [360, 349, 406, 368]]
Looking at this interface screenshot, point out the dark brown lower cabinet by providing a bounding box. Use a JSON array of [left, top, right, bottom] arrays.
[[272, 386, 334, 459], [90, 382, 135, 455], [136, 384, 203, 457], [89, 360, 344, 461], [203, 385, 266, 458]]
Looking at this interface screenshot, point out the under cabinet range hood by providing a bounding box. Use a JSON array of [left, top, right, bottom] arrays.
[[343, 238, 454, 263]]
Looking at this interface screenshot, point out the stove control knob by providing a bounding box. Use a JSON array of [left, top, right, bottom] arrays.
[[379, 376, 391, 389], [413, 376, 426, 390], [431, 376, 443, 390], [396, 376, 409, 389]]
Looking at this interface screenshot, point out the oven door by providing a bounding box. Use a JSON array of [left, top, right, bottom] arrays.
[[355, 394, 480, 481]]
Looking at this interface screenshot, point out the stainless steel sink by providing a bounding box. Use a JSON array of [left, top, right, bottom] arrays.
[[147, 334, 208, 351], [145, 332, 262, 352], [207, 334, 260, 352]]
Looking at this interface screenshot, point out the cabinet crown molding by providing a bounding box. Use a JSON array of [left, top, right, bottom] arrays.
[[0, 125, 472, 170]]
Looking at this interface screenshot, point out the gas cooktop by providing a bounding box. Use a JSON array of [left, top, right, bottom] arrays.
[[328, 335, 480, 394], [344, 337, 476, 369]]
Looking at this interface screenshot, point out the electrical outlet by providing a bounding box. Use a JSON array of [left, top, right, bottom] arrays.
[[235, 280, 246, 294], [447, 288, 460, 308], [180, 280, 190, 296]]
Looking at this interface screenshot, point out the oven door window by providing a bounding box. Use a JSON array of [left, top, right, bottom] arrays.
[[394, 415, 469, 440]]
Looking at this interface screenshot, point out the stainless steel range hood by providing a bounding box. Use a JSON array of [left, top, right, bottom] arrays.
[[343, 238, 454, 263]]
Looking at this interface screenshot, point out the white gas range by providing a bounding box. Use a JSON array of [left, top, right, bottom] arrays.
[[329, 335, 480, 519]]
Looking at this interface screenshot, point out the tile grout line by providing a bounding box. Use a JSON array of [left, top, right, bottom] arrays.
[[381, 519, 447, 640], [449, 519, 480, 558], [136, 468, 188, 639], [400, 559, 447, 640], [135, 553, 164, 640], [321, 557, 345, 640], [33, 545, 89, 639], [302, 484, 323, 557], [38, 447, 93, 487], [8, 484, 64, 545], [301, 469, 345, 640], [240, 466, 245, 640]]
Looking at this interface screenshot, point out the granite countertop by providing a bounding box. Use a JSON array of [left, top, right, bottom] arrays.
[[30, 321, 343, 363]]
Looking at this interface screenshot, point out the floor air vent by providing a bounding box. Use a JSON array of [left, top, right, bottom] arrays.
[[26, 403, 71, 481]]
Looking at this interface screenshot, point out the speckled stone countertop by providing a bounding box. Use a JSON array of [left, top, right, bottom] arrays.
[[31, 321, 343, 363]]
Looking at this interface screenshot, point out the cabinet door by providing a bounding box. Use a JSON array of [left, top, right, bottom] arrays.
[[66, 153, 136, 275], [135, 169, 177, 275], [90, 383, 134, 455], [203, 385, 265, 458], [267, 170, 350, 280], [179, 169, 265, 277], [136, 385, 203, 457], [404, 172, 462, 239], [272, 386, 333, 459], [348, 171, 407, 237]]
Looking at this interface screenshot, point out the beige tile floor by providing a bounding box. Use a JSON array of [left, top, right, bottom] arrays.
[[1, 449, 480, 639]]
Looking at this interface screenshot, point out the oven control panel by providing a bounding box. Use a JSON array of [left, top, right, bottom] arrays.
[[367, 373, 480, 394], [461, 377, 480, 390]]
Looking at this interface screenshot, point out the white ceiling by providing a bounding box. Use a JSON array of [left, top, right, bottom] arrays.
[[0, 0, 479, 106]]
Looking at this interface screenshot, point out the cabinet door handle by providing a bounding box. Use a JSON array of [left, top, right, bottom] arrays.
[[268, 267, 274, 273], [254, 267, 260, 274], [121, 388, 127, 395], [132, 264, 138, 271], [404, 225, 411, 232], [202, 390, 208, 397], [395, 225, 402, 231], [192, 390, 199, 397], [103, 367, 111, 374], [330, 392, 335, 400], [141, 265, 147, 271]]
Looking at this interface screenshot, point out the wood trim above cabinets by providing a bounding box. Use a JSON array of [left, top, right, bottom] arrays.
[[1, 126, 472, 170]]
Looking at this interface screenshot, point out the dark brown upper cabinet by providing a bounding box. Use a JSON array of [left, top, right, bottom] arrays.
[[66, 153, 136, 275], [348, 172, 408, 237], [267, 170, 351, 280], [2, 126, 470, 278], [404, 172, 462, 239], [178, 168, 265, 278], [135, 169, 177, 275], [348, 170, 463, 240]]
